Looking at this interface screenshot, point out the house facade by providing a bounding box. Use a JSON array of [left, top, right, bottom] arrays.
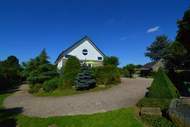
[[55, 36, 105, 69]]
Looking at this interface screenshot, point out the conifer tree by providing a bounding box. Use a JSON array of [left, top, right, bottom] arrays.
[[75, 64, 96, 90]]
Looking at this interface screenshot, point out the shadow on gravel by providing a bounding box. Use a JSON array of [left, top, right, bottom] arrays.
[[0, 107, 23, 127]]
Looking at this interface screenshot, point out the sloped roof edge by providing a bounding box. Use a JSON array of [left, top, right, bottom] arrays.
[[55, 36, 106, 64]]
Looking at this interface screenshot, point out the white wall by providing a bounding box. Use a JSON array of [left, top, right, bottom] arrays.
[[57, 40, 104, 69], [68, 40, 104, 61]]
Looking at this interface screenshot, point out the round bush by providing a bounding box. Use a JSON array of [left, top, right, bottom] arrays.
[[43, 77, 63, 92]]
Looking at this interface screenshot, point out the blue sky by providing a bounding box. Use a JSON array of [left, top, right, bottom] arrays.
[[0, 0, 189, 67]]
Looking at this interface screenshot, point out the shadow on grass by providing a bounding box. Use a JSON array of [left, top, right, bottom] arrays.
[[0, 107, 23, 127]]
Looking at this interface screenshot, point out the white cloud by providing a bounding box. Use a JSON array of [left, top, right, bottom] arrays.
[[147, 26, 160, 33]]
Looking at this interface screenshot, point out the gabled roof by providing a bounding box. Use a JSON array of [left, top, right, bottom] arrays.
[[55, 36, 106, 64], [141, 61, 156, 70]]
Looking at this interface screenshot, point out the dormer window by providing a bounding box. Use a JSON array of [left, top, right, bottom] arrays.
[[82, 49, 88, 55]]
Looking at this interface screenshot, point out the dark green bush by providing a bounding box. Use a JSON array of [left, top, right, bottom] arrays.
[[93, 65, 120, 85], [103, 56, 119, 66], [0, 56, 22, 91], [137, 98, 171, 111], [62, 56, 81, 87], [141, 115, 176, 127], [168, 70, 190, 96], [75, 64, 96, 90], [147, 68, 179, 98], [43, 77, 63, 92]]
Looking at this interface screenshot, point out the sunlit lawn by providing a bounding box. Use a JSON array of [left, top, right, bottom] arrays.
[[0, 93, 144, 127]]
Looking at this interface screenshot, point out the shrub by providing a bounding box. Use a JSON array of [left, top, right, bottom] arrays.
[[29, 84, 42, 93], [23, 49, 58, 85], [103, 56, 119, 66], [141, 115, 176, 127], [75, 64, 96, 90], [43, 77, 63, 92], [122, 68, 130, 77], [147, 68, 179, 98], [93, 65, 120, 85], [62, 56, 81, 87], [0, 56, 22, 91]]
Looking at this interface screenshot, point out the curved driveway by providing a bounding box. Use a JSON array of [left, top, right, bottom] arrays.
[[4, 78, 152, 117]]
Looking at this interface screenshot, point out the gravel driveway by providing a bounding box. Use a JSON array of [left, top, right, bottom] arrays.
[[4, 78, 152, 117]]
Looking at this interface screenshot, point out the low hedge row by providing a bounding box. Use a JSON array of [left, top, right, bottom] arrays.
[[137, 98, 171, 111], [141, 115, 176, 127]]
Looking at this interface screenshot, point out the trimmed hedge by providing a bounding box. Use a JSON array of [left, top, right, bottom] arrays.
[[147, 68, 179, 98], [141, 115, 176, 127]]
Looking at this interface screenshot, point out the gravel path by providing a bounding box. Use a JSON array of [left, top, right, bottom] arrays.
[[4, 78, 152, 117]]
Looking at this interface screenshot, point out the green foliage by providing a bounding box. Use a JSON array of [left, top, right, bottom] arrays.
[[62, 56, 81, 87], [147, 68, 179, 98], [93, 65, 120, 85], [122, 68, 130, 77], [176, 8, 190, 51], [123, 64, 136, 78], [23, 49, 58, 85], [75, 64, 96, 90], [0, 56, 22, 91], [141, 115, 176, 127], [137, 98, 171, 111], [164, 41, 188, 70], [145, 35, 170, 61], [29, 84, 42, 93], [103, 56, 119, 66], [43, 77, 63, 92]]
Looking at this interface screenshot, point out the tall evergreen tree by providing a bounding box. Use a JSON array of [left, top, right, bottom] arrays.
[[145, 35, 170, 61], [176, 8, 190, 51], [23, 49, 57, 84]]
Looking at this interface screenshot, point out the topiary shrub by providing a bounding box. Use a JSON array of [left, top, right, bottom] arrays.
[[147, 68, 180, 98], [43, 77, 63, 92], [93, 65, 120, 85], [61, 56, 81, 88], [75, 64, 96, 90]]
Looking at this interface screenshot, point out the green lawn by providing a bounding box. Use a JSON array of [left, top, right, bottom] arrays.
[[17, 108, 144, 127], [35, 85, 113, 96], [0, 93, 145, 127]]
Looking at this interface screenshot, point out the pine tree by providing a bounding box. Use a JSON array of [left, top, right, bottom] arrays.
[[75, 64, 96, 90]]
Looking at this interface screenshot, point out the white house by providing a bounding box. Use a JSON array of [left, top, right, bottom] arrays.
[[55, 36, 105, 69]]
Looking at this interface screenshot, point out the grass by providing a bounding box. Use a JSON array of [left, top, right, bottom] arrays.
[[35, 85, 113, 96], [0, 92, 144, 127], [0, 93, 9, 108], [17, 108, 144, 127]]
